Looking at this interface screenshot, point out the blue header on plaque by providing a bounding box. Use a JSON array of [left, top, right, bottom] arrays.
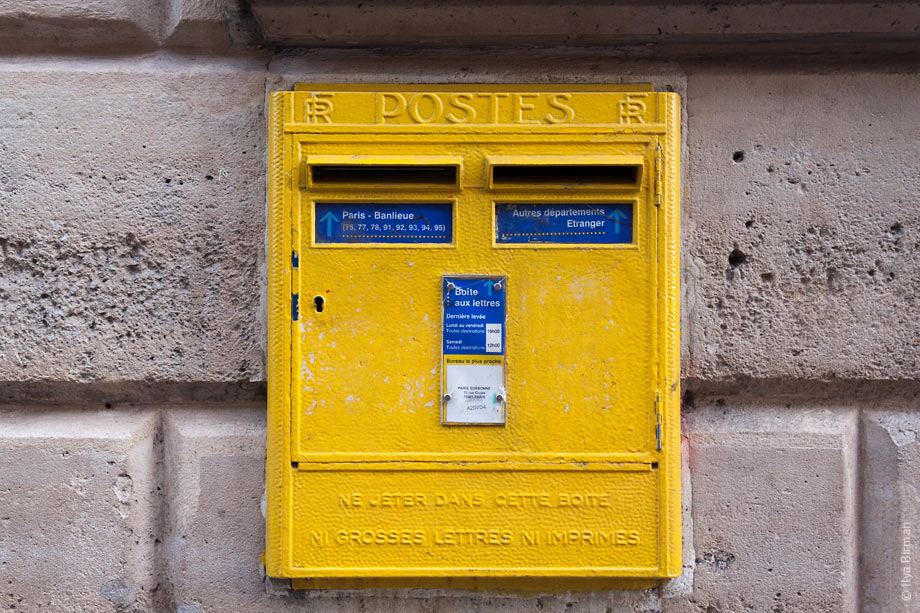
[[442, 277, 506, 356], [495, 203, 633, 244], [315, 202, 452, 244]]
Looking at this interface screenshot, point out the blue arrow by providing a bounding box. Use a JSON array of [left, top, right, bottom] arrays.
[[319, 211, 340, 237], [607, 208, 628, 234]]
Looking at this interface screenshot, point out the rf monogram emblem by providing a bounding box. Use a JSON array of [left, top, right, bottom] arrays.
[[303, 93, 334, 123], [618, 94, 647, 124]]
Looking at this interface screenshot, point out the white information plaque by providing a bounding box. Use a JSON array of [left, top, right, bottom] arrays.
[[441, 276, 506, 425]]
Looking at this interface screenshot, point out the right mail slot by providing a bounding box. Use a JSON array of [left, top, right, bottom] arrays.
[[488, 155, 644, 189]]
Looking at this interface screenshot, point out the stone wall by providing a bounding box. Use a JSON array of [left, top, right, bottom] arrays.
[[0, 2, 918, 611]]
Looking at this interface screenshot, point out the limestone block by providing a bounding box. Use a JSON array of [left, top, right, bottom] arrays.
[[685, 71, 920, 380], [676, 403, 858, 612], [162, 408, 269, 611], [0, 409, 158, 611], [162, 0, 261, 50], [862, 411, 920, 612], [251, 1, 920, 49], [269, 48, 686, 96], [0, 0, 159, 52], [0, 60, 268, 384]]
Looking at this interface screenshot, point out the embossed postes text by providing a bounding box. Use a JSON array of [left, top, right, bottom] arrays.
[[296, 90, 657, 125], [376, 92, 576, 124]]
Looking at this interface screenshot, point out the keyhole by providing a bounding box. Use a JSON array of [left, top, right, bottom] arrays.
[[313, 296, 325, 312]]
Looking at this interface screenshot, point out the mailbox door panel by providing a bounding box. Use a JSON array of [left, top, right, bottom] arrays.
[[292, 137, 659, 462]]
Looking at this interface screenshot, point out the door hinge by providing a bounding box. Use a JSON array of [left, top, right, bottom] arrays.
[[654, 389, 662, 451], [654, 142, 663, 208], [291, 293, 299, 321]]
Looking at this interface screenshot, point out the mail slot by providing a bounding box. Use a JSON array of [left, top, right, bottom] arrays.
[[266, 84, 681, 586], [304, 155, 462, 189], [488, 156, 644, 189]]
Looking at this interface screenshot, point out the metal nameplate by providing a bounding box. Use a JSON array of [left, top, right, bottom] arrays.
[[314, 203, 453, 244], [495, 203, 633, 244]]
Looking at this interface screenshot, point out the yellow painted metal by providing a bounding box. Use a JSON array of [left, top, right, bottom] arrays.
[[266, 84, 681, 585]]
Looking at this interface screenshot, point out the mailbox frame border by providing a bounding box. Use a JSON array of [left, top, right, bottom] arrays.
[[266, 84, 682, 583]]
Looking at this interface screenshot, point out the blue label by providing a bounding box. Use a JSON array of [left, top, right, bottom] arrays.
[[443, 277, 506, 356], [315, 203, 452, 244], [495, 203, 633, 244]]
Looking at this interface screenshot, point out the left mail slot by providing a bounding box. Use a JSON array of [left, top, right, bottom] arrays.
[[313, 202, 454, 245], [303, 155, 461, 189]]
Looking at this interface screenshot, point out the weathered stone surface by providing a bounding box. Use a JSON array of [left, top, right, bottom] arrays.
[[251, 1, 920, 50], [269, 47, 686, 94], [162, 408, 268, 610], [273, 591, 664, 613], [0, 58, 268, 385], [0, 0, 160, 52], [862, 411, 920, 612], [685, 71, 920, 380], [0, 409, 158, 611], [0, 26, 916, 612], [662, 437, 695, 602], [162, 0, 261, 50], [676, 403, 858, 612]]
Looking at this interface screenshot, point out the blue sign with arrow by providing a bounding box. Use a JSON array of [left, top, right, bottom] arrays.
[[495, 203, 633, 244], [314, 203, 452, 244]]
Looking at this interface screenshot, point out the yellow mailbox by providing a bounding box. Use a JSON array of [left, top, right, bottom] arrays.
[[266, 84, 681, 585]]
